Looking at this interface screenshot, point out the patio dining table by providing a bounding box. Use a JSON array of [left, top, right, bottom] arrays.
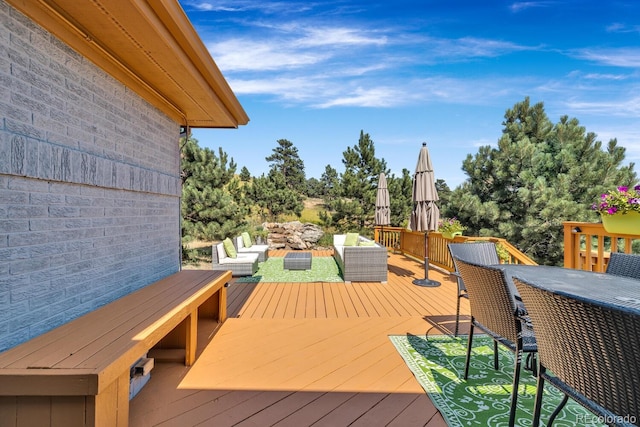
[[491, 264, 640, 313], [497, 264, 640, 426]]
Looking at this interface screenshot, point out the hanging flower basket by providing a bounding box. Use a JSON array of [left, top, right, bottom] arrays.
[[601, 211, 640, 235], [442, 230, 463, 239], [438, 217, 466, 239], [593, 185, 640, 235]]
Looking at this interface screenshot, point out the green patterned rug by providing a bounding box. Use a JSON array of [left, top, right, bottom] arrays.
[[389, 334, 605, 427], [236, 256, 343, 283]]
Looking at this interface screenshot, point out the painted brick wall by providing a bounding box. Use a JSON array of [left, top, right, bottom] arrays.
[[0, 1, 182, 352]]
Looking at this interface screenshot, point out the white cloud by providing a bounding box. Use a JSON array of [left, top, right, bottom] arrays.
[[187, 0, 313, 14], [297, 27, 388, 48], [420, 37, 534, 62], [209, 39, 330, 71], [565, 96, 640, 117], [315, 87, 403, 108], [228, 73, 530, 110], [208, 23, 389, 73], [606, 23, 640, 34], [509, 1, 554, 13], [191, 2, 241, 12], [582, 73, 630, 81], [573, 48, 640, 67]]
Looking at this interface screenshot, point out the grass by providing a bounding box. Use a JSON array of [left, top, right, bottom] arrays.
[[281, 197, 326, 223]]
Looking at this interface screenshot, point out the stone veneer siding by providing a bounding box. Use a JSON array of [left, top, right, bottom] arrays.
[[0, 0, 182, 352]]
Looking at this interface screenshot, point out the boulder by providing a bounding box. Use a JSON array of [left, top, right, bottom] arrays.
[[263, 221, 324, 250]]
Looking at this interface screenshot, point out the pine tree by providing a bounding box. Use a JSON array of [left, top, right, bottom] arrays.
[[305, 177, 323, 197], [320, 164, 341, 202], [239, 166, 251, 182], [180, 137, 247, 242], [330, 130, 387, 233], [246, 170, 304, 221], [265, 139, 306, 192], [448, 97, 636, 265], [388, 168, 414, 227]]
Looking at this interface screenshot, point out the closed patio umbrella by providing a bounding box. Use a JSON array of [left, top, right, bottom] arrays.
[[375, 172, 390, 244], [410, 142, 441, 287]]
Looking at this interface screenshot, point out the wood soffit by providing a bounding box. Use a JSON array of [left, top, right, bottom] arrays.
[[9, 0, 249, 128]]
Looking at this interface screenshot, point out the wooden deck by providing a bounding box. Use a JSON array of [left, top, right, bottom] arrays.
[[129, 250, 470, 426]]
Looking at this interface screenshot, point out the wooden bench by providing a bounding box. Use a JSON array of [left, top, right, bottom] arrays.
[[0, 269, 230, 427]]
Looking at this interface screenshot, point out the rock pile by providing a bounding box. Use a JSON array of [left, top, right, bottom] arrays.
[[263, 221, 324, 250]]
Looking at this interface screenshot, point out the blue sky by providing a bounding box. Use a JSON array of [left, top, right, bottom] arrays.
[[179, 0, 640, 188]]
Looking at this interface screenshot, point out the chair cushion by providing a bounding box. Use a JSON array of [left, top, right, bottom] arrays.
[[241, 232, 252, 248], [344, 232, 359, 246], [223, 237, 237, 258], [216, 243, 226, 261], [221, 253, 258, 264], [333, 234, 346, 246]]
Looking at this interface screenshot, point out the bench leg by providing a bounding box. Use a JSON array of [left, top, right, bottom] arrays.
[[91, 370, 129, 426], [218, 283, 228, 322], [185, 308, 198, 366], [198, 283, 228, 323]]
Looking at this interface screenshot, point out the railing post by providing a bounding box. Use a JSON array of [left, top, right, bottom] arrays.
[[563, 222, 578, 269]]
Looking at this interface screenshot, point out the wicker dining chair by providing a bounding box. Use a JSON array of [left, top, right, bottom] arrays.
[[606, 252, 640, 280], [452, 256, 538, 427], [514, 277, 640, 427], [448, 242, 500, 336]]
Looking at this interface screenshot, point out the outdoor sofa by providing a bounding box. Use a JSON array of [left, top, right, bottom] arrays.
[[212, 240, 259, 276], [234, 233, 269, 262], [332, 233, 388, 283]]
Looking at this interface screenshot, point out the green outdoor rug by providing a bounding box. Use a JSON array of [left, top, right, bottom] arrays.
[[236, 256, 343, 283], [389, 334, 605, 427]]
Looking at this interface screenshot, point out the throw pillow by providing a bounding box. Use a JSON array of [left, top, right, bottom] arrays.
[[216, 243, 226, 261], [359, 240, 377, 246], [344, 232, 359, 246], [241, 231, 252, 248], [223, 237, 237, 258]]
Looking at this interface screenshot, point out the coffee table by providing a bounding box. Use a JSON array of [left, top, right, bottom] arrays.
[[283, 252, 312, 270]]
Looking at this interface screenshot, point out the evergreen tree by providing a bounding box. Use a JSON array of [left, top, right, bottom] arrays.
[[181, 137, 246, 242], [448, 97, 636, 265], [265, 139, 306, 192], [239, 166, 251, 182], [387, 168, 414, 227], [330, 130, 387, 233], [246, 170, 304, 221], [435, 178, 452, 214], [305, 177, 323, 198], [320, 164, 341, 202]]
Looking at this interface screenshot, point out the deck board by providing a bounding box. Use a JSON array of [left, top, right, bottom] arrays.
[[129, 251, 470, 426]]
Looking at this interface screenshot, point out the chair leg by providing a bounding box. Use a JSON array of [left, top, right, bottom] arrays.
[[454, 295, 461, 337], [548, 395, 569, 426], [525, 352, 538, 376], [493, 340, 499, 370], [464, 322, 474, 380], [508, 349, 523, 427], [532, 365, 546, 427]]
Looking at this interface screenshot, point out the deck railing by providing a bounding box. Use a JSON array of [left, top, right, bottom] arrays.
[[376, 222, 640, 274], [374, 226, 536, 272], [563, 221, 640, 272]]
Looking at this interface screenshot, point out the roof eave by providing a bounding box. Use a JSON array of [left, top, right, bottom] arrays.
[[8, 0, 249, 128]]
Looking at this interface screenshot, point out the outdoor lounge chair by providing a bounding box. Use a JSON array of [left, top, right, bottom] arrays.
[[514, 276, 640, 427], [212, 242, 259, 276], [448, 242, 500, 336], [605, 252, 640, 280], [452, 256, 538, 427], [234, 235, 269, 262]]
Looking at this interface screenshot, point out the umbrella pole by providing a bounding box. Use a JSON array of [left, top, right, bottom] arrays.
[[413, 232, 441, 287]]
